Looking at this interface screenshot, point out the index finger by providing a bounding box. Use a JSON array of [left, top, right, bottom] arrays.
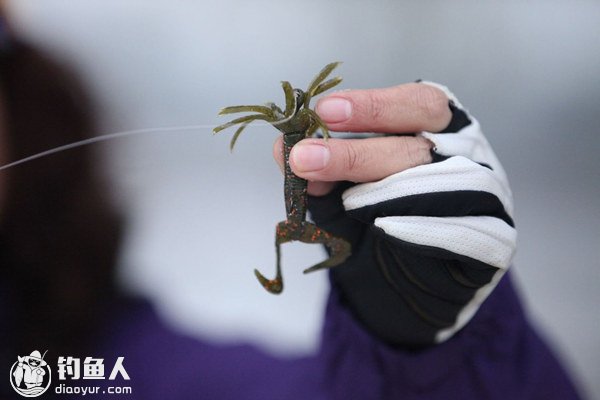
[[315, 83, 452, 133]]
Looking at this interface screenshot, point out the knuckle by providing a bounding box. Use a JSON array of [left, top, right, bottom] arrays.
[[396, 137, 416, 167], [365, 90, 389, 123], [415, 85, 450, 122], [415, 137, 435, 165], [396, 136, 433, 168], [343, 142, 363, 174]]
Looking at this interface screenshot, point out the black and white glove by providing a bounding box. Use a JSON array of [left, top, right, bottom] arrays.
[[308, 82, 516, 346]]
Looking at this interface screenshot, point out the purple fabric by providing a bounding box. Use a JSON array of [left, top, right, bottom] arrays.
[[316, 273, 581, 399], [87, 273, 580, 399]]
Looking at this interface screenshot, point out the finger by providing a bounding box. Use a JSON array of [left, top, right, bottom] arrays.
[[289, 136, 434, 183], [273, 136, 285, 173], [315, 83, 452, 133], [272, 136, 337, 196], [305, 181, 336, 197]]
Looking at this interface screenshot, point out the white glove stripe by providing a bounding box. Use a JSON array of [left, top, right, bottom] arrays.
[[419, 81, 512, 204], [434, 269, 505, 343], [343, 156, 514, 218], [420, 121, 511, 195], [374, 215, 517, 270]]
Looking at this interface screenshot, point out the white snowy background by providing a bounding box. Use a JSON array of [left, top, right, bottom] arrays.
[[6, 1, 599, 398]]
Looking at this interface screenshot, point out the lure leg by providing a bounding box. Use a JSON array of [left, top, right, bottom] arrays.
[[254, 221, 295, 294], [300, 222, 351, 274]]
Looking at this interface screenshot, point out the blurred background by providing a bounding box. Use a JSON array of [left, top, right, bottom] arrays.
[[4, 1, 599, 398]]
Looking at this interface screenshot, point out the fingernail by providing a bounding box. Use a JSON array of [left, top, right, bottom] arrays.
[[291, 143, 330, 172], [316, 98, 352, 123]]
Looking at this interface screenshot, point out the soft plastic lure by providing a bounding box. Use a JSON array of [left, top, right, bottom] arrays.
[[214, 62, 351, 294]]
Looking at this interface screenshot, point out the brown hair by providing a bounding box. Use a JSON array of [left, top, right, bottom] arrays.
[[0, 39, 121, 361]]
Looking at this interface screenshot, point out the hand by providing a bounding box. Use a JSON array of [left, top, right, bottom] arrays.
[[274, 81, 517, 346], [273, 83, 451, 194]]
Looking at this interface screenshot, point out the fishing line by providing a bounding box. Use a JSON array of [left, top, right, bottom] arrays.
[[0, 121, 284, 172], [0, 124, 214, 171], [0, 103, 301, 171]]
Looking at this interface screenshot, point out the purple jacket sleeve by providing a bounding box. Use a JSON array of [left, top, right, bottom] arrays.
[[317, 272, 581, 399], [94, 271, 580, 400]]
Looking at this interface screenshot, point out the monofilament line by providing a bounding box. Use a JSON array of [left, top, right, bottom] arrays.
[[0, 122, 279, 172]]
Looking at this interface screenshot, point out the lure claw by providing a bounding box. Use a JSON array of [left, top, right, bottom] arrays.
[[254, 269, 283, 294]]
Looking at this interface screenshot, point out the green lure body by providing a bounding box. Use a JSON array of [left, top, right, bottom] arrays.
[[214, 62, 351, 294]]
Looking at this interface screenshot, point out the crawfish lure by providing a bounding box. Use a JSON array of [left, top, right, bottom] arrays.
[[214, 62, 351, 294]]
